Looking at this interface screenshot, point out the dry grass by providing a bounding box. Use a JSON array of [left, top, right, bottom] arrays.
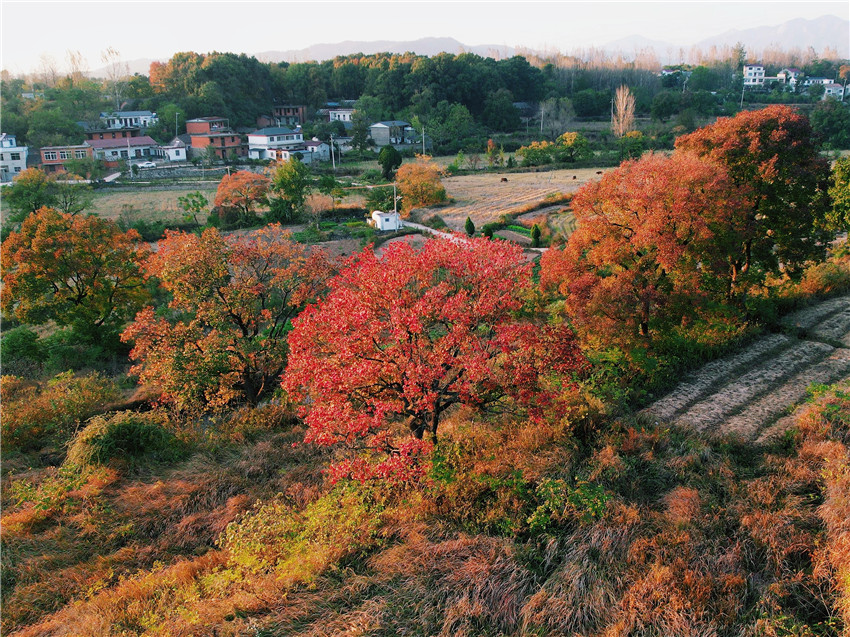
[[89, 187, 217, 222], [419, 167, 607, 231]]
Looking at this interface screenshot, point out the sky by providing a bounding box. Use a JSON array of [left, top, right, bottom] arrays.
[[1, 0, 847, 75]]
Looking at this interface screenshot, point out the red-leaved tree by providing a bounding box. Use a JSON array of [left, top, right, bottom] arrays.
[[213, 170, 270, 226], [540, 152, 746, 342], [283, 237, 585, 482], [122, 225, 332, 411]]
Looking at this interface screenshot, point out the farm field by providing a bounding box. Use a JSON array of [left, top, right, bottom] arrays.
[[416, 166, 608, 231], [89, 185, 218, 222]]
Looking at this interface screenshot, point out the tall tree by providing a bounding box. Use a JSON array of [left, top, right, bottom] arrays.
[[1, 208, 149, 340], [266, 158, 311, 223], [540, 153, 746, 341], [122, 226, 332, 411], [283, 237, 584, 481], [611, 85, 636, 138], [675, 105, 832, 281], [2, 168, 57, 221], [377, 145, 402, 180]]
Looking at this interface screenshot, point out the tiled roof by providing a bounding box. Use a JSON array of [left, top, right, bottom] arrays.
[[86, 136, 158, 149]]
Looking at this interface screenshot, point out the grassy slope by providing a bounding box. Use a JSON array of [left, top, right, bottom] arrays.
[[2, 377, 848, 636]]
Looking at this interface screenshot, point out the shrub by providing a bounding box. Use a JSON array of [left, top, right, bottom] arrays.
[[65, 410, 185, 468], [1, 326, 46, 377], [1, 371, 121, 453]]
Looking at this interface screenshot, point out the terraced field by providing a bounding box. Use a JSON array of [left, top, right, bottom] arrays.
[[643, 295, 850, 442]]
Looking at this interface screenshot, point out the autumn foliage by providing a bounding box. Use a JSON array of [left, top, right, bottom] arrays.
[[213, 170, 270, 226], [122, 225, 331, 411], [283, 237, 585, 481], [1, 208, 149, 338], [675, 105, 832, 279], [395, 155, 447, 214], [541, 153, 746, 341]]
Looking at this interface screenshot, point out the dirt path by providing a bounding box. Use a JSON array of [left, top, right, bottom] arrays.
[[642, 295, 850, 443]]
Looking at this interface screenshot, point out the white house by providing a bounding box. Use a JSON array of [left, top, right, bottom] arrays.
[[743, 64, 765, 87], [87, 136, 160, 162], [158, 136, 189, 162], [823, 83, 846, 100], [247, 127, 304, 160], [777, 68, 804, 86], [0, 133, 28, 182], [304, 139, 330, 161], [100, 110, 158, 129], [328, 108, 355, 123], [370, 210, 402, 231]]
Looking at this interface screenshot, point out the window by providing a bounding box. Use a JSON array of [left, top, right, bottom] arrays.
[[75, 150, 87, 158], [10, 153, 21, 160], [15, 167, 21, 173], [44, 151, 57, 160], [59, 151, 70, 159], [120, 150, 128, 158]]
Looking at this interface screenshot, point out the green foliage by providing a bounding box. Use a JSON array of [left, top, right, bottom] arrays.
[[220, 483, 383, 576], [465, 216, 475, 236], [829, 157, 850, 232], [267, 159, 311, 223], [365, 184, 396, 213], [178, 191, 209, 230], [65, 411, 185, 468], [527, 479, 611, 532], [1, 327, 46, 377], [531, 223, 541, 247], [377, 145, 402, 180], [811, 99, 850, 149]]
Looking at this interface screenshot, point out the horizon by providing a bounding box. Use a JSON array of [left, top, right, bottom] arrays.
[[1, 1, 848, 77]]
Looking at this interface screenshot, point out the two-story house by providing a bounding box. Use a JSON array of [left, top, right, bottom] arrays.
[[257, 104, 307, 129], [0, 133, 29, 182], [368, 121, 416, 147], [187, 117, 246, 160], [39, 144, 93, 173], [100, 110, 158, 129], [247, 126, 304, 161], [87, 136, 160, 167]]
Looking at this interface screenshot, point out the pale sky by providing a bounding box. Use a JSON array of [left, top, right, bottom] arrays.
[[1, 1, 847, 75]]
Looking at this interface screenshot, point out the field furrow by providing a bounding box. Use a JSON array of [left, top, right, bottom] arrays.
[[643, 334, 791, 422], [718, 348, 850, 440], [672, 340, 834, 432], [808, 305, 850, 344], [781, 295, 850, 331]]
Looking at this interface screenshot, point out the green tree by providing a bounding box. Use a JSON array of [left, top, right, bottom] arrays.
[[50, 173, 94, 215], [377, 145, 402, 180], [267, 158, 311, 223], [465, 216, 475, 236], [810, 99, 850, 149], [531, 224, 541, 247], [2, 168, 57, 221], [178, 191, 209, 231], [350, 110, 372, 157], [829, 157, 850, 233]]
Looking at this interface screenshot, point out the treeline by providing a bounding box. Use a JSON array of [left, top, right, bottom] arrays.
[[2, 49, 848, 154]]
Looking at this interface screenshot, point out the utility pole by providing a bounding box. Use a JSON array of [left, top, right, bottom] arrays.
[[175, 112, 180, 139], [330, 133, 336, 171], [422, 126, 425, 155]]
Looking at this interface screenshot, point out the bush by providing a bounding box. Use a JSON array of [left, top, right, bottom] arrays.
[[1, 371, 121, 453], [65, 410, 185, 468], [1, 327, 46, 377]]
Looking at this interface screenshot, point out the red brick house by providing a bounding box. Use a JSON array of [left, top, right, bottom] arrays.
[[39, 144, 93, 173], [187, 117, 246, 159]]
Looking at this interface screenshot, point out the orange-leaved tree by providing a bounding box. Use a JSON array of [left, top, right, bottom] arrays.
[[395, 155, 446, 215], [283, 237, 585, 482], [213, 170, 270, 227], [540, 152, 746, 342], [1, 208, 150, 341], [122, 225, 332, 411], [675, 105, 832, 285]]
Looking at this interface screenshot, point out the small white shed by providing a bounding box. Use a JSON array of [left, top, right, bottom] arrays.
[[370, 210, 402, 231]]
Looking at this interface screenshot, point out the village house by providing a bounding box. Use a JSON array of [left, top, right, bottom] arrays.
[[99, 110, 158, 129], [0, 133, 29, 182], [187, 117, 246, 159], [743, 64, 766, 87], [370, 209, 403, 231], [247, 126, 305, 161], [368, 121, 416, 147], [87, 136, 160, 167], [157, 135, 191, 162], [39, 144, 92, 173]]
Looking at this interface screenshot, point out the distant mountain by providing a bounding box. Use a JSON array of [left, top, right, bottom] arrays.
[[255, 37, 517, 63], [695, 15, 849, 58], [94, 15, 848, 79]]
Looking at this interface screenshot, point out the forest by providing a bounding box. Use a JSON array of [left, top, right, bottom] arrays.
[[2, 96, 850, 634], [3, 46, 849, 157]]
